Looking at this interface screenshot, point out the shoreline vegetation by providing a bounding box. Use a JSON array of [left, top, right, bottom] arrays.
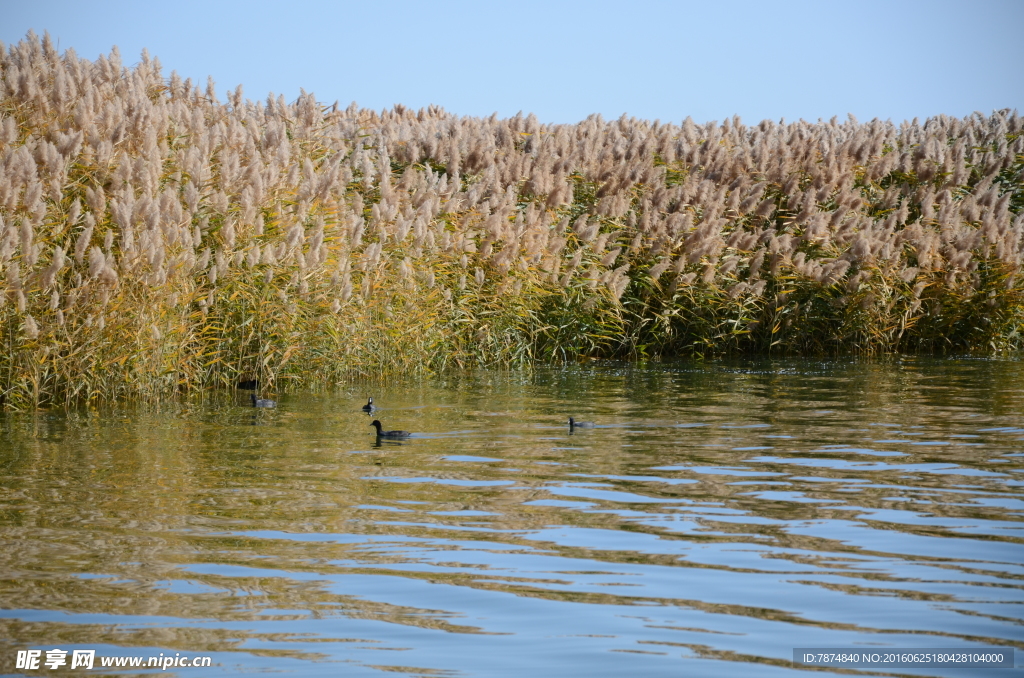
[[1, 32, 1022, 408]]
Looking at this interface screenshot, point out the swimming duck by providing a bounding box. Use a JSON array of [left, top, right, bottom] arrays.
[[370, 420, 411, 438], [568, 416, 594, 430], [251, 394, 276, 408], [362, 397, 376, 412]]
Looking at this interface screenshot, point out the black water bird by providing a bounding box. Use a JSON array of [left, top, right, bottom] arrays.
[[568, 416, 595, 430], [362, 397, 376, 412], [251, 394, 276, 408], [370, 420, 411, 438]]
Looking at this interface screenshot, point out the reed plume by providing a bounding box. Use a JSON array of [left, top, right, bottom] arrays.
[[1, 32, 1022, 407]]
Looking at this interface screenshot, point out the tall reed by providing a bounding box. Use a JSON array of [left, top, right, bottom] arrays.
[[1, 32, 1021, 408]]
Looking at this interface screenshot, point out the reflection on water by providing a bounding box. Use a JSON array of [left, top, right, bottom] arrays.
[[1, 358, 1022, 676]]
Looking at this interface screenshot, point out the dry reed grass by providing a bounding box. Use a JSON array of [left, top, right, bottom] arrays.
[[1, 32, 1022, 407]]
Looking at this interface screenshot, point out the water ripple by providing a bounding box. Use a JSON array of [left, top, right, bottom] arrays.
[[1, 359, 1022, 675]]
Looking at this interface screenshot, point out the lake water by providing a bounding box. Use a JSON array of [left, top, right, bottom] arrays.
[[1, 359, 1022, 676]]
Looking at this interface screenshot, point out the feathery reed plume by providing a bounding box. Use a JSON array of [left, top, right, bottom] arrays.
[[0, 31, 1021, 408]]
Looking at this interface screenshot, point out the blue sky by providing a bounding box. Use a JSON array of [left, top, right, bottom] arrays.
[[3, 0, 1022, 125]]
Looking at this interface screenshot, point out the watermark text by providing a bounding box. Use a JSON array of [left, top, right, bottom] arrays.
[[16, 649, 213, 671]]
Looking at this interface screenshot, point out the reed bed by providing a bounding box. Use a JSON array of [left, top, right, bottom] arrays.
[[1, 32, 1022, 407]]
